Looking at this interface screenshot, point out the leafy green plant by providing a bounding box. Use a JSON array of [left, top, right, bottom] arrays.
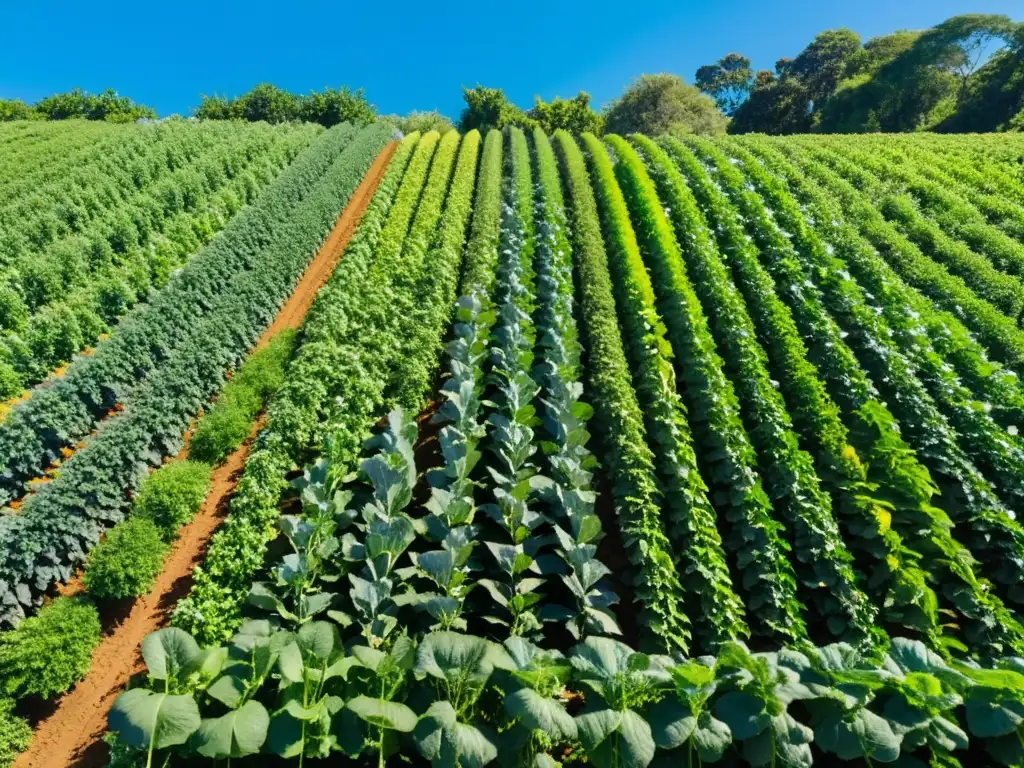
[[0, 698, 31, 768], [134, 460, 212, 539], [188, 329, 297, 464], [0, 596, 101, 700], [83, 518, 169, 599]]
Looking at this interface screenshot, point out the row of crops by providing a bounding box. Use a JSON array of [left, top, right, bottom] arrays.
[[4, 121, 1024, 767]]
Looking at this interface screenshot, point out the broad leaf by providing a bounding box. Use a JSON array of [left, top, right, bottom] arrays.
[[193, 700, 269, 758], [346, 695, 417, 732], [142, 628, 200, 683], [108, 688, 200, 751]]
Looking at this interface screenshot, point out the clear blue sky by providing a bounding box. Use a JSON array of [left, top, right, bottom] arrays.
[[1, 0, 1019, 120]]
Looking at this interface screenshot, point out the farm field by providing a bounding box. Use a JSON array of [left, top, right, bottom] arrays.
[[3, 123, 1024, 767]]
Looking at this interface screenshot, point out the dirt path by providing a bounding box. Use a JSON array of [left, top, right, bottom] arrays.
[[15, 141, 397, 768]]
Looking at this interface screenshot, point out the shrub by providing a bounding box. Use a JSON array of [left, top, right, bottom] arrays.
[[134, 460, 212, 537], [83, 518, 168, 600], [0, 698, 31, 768], [0, 597, 101, 700]]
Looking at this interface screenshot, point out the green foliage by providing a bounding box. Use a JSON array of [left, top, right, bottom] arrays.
[[195, 83, 376, 127], [134, 460, 212, 538], [172, 132, 439, 644], [0, 597, 100, 700], [83, 518, 169, 599], [0, 87, 156, 122], [189, 330, 297, 464], [603, 74, 727, 137], [527, 92, 604, 135], [381, 110, 456, 135], [458, 86, 536, 133], [0, 124, 391, 628], [0, 698, 31, 768], [601, 134, 748, 651], [695, 53, 754, 115], [726, 14, 1023, 134], [567, 131, 692, 651]]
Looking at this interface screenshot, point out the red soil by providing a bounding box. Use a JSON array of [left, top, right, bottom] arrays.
[[14, 141, 398, 768]]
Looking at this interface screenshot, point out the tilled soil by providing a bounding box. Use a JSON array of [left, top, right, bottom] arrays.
[[14, 141, 398, 768]]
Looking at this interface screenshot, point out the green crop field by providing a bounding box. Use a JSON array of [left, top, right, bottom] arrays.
[[4, 121, 1024, 767]]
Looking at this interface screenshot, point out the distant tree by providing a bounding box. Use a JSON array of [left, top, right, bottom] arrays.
[[729, 76, 813, 134], [0, 99, 35, 121], [17, 88, 156, 122], [235, 83, 300, 123], [381, 110, 455, 135], [528, 92, 604, 134], [695, 53, 754, 115], [788, 29, 862, 104], [298, 86, 375, 127], [775, 58, 794, 76], [195, 84, 375, 126], [845, 30, 922, 78], [754, 70, 776, 89], [458, 86, 535, 133], [914, 14, 1019, 102], [604, 74, 727, 137], [933, 22, 1024, 132], [194, 94, 235, 120]]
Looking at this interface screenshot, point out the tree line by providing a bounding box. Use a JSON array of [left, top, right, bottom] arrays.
[[696, 13, 1024, 133], [2, 14, 1020, 136]]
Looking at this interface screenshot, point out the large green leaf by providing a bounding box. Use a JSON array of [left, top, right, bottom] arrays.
[[965, 687, 1024, 738], [193, 700, 269, 758], [346, 695, 417, 732], [505, 687, 577, 740], [297, 621, 340, 661], [108, 688, 201, 751], [141, 628, 200, 683], [577, 708, 655, 768], [415, 631, 513, 685], [741, 713, 813, 768], [414, 700, 498, 768], [715, 691, 770, 740], [813, 704, 901, 761]]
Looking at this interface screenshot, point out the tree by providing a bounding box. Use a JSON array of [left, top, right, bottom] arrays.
[[195, 84, 376, 126], [528, 92, 604, 134], [915, 14, 1019, 102], [0, 99, 35, 121], [695, 53, 754, 115], [298, 86, 375, 127], [457, 86, 534, 133], [603, 74, 727, 137], [729, 76, 813, 134], [24, 88, 155, 122], [788, 28, 862, 105], [380, 110, 455, 135]]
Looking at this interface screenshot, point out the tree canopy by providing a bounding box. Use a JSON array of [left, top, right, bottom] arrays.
[[194, 83, 375, 127], [604, 74, 728, 137], [0, 88, 156, 123], [715, 13, 1024, 135], [695, 53, 754, 115]]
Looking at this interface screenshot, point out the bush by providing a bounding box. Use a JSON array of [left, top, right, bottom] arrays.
[[0, 597, 101, 700], [134, 460, 212, 537], [83, 518, 168, 599], [0, 698, 31, 768]]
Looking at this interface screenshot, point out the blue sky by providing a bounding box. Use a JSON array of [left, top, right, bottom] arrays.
[[1, 1, 1019, 119]]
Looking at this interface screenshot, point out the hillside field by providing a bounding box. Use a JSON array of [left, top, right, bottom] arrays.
[[3, 121, 1024, 767]]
